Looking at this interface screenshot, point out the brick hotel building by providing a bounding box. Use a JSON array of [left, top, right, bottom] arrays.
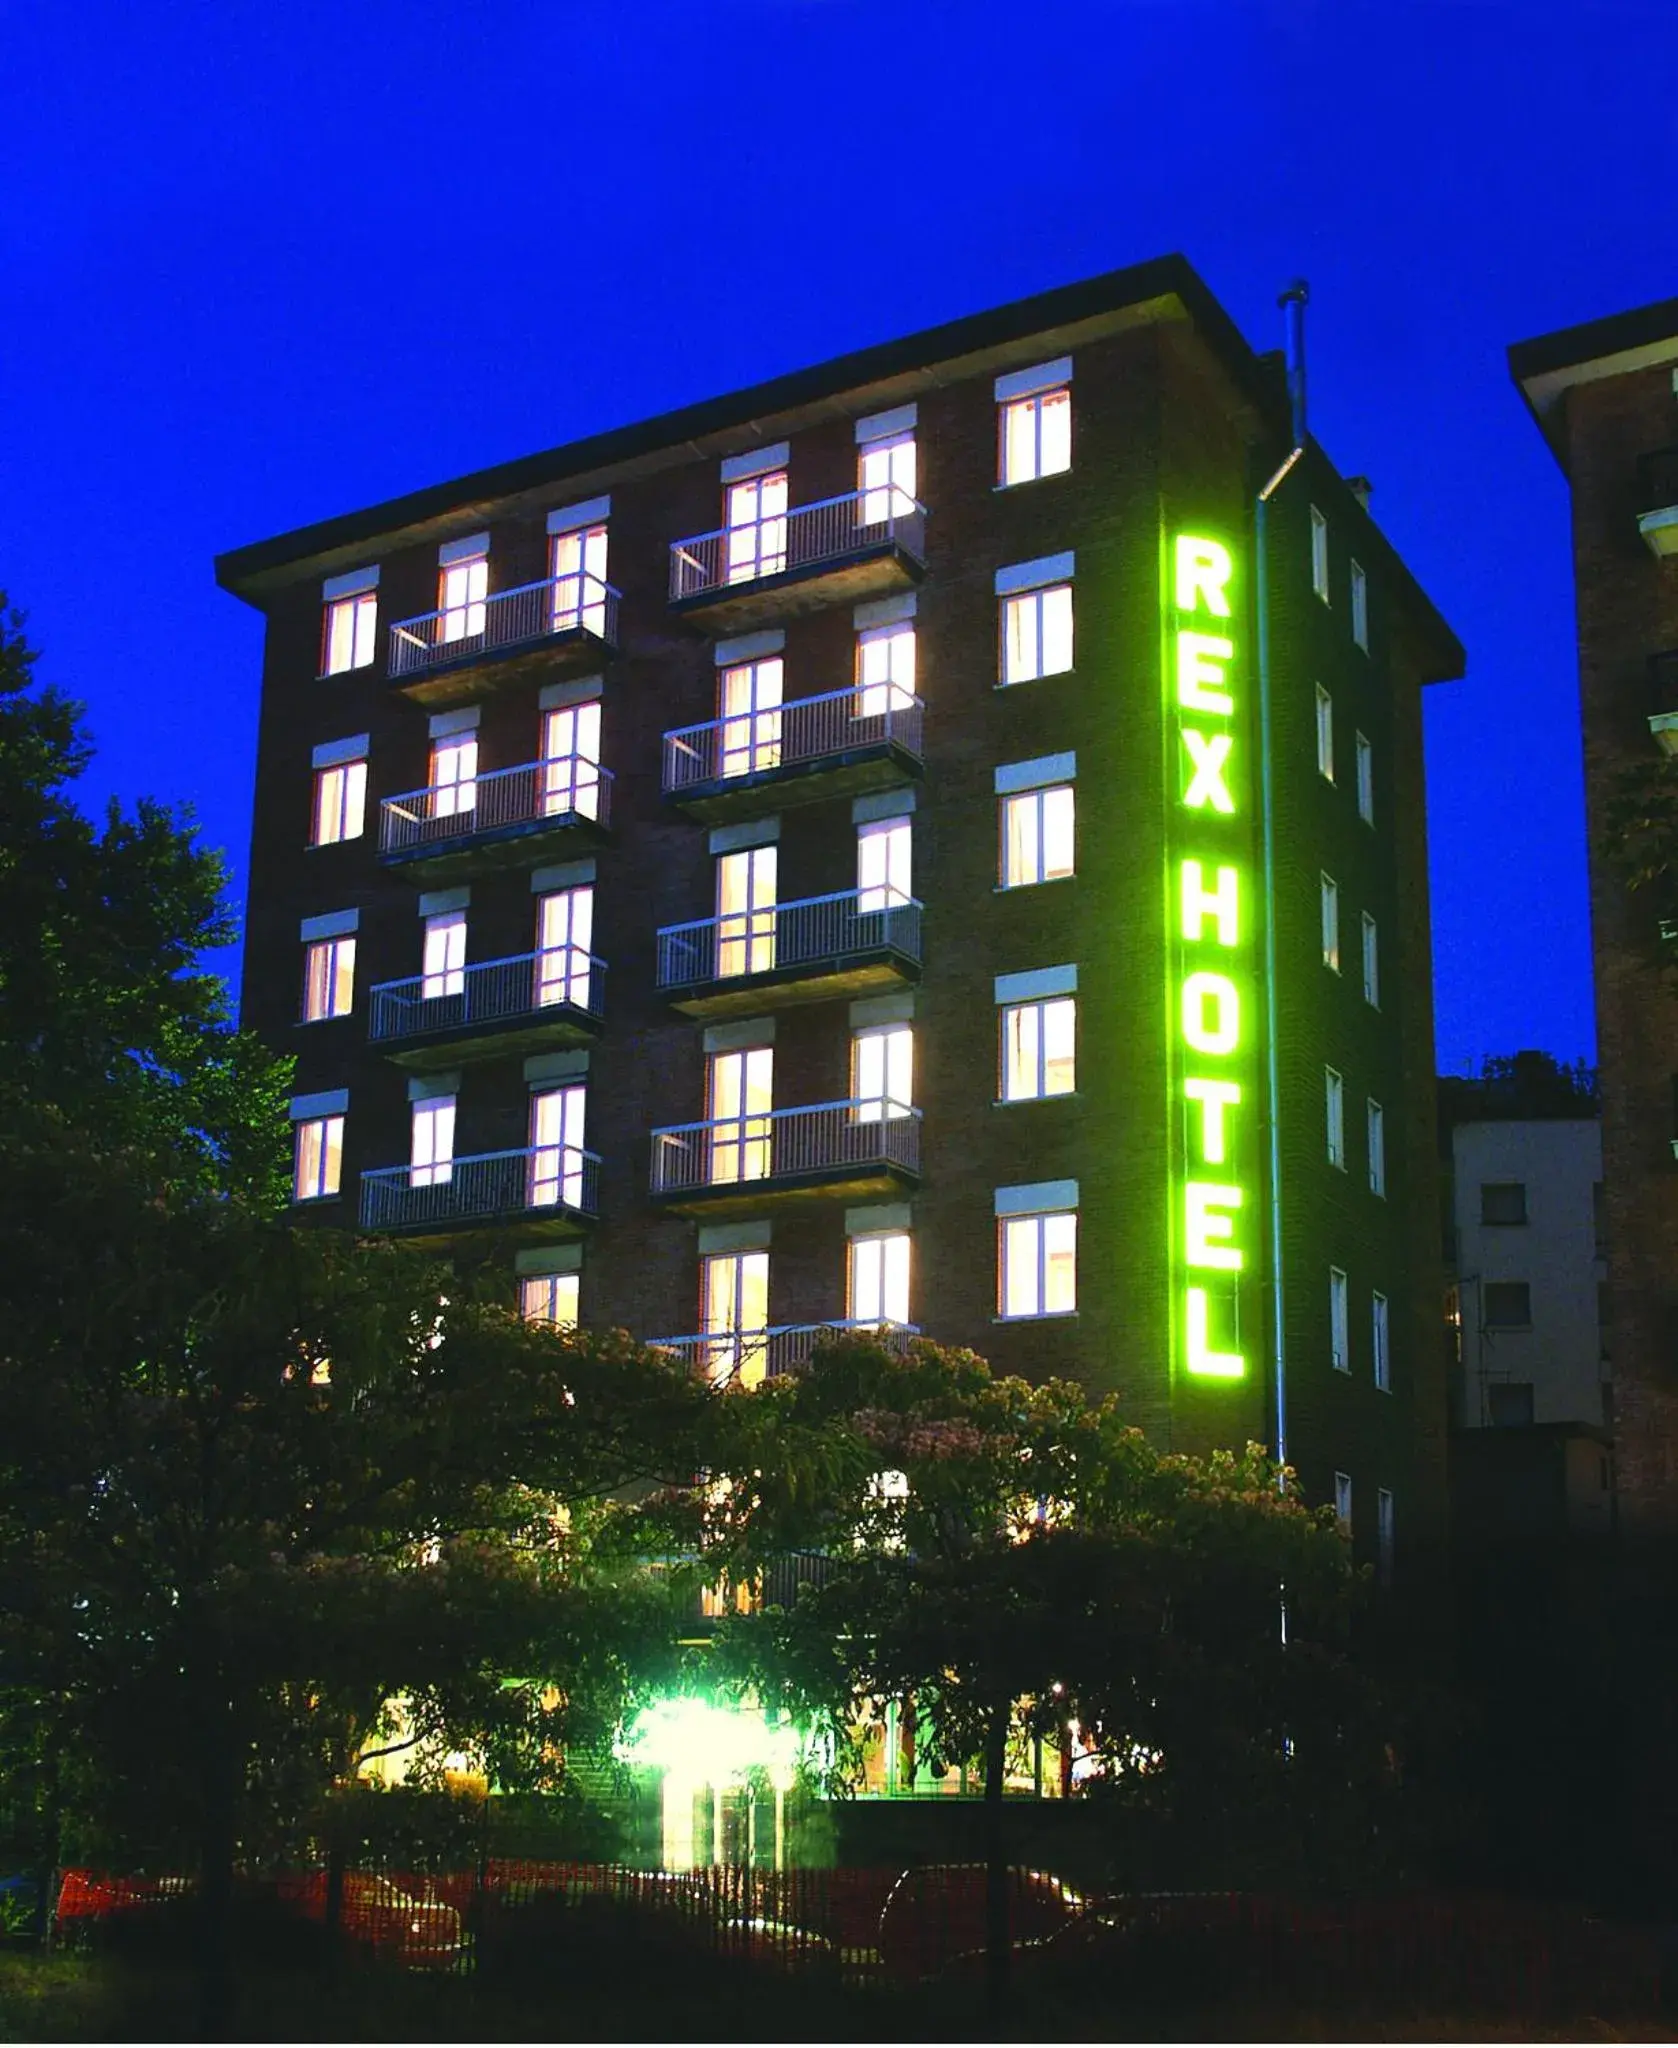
[[219, 255, 1462, 1578]]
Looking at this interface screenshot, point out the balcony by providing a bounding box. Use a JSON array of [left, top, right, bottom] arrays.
[[378, 759, 611, 883], [662, 686, 924, 822], [387, 573, 621, 707], [667, 489, 927, 630], [1637, 449, 1678, 559], [655, 888, 921, 1019], [646, 1320, 921, 1389], [368, 948, 604, 1069], [650, 1098, 921, 1215], [358, 1144, 600, 1245], [1649, 649, 1678, 753]]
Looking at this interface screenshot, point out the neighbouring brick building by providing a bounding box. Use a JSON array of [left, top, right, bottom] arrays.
[[219, 254, 1461, 1588], [1512, 298, 1678, 1535]]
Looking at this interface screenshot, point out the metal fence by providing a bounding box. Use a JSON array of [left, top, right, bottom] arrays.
[[388, 572, 620, 678], [650, 1098, 919, 1196], [662, 686, 924, 793], [668, 489, 927, 603], [644, 1320, 921, 1385], [368, 948, 605, 1046], [359, 1145, 601, 1232], [380, 758, 613, 859], [656, 889, 922, 991]]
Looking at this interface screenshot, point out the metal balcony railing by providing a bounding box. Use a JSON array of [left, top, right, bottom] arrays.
[[656, 888, 922, 991], [662, 685, 924, 795], [379, 757, 612, 860], [1638, 447, 1678, 516], [388, 572, 620, 678], [646, 1319, 922, 1386], [650, 1097, 920, 1197], [359, 1143, 601, 1233], [668, 489, 927, 604], [367, 947, 605, 1046]]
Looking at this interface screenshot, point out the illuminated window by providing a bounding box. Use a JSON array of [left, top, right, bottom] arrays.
[[701, 1250, 770, 1387], [535, 885, 594, 1010], [1315, 685, 1335, 780], [1330, 1266, 1350, 1371], [725, 471, 788, 584], [422, 909, 467, 1001], [1310, 506, 1329, 602], [542, 702, 602, 820], [1001, 584, 1074, 684], [1356, 731, 1374, 824], [708, 1046, 773, 1184], [1372, 1292, 1390, 1392], [550, 520, 608, 636], [302, 935, 356, 1021], [857, 817, 912, 912], [1321, 874, 1340, 972], [1001, 786, 1075, 887], [293, 1115, 343, 1202], [530, 1085, 587, 1209], [1350, 559, 1368, 650], [321, 581, 378, 676], [720, 656, 784, 777], [311, 752, 367, 846], [1361, 913, 1380, 1008], [522, 1271, 580, 1328], [716, 846, 777, 977], [1376, 1487, 1394, 1583], [409, 1094, 455, 1189], [998, 1206, 1078, 1319], [999, 387, 1071, 486], [1334, 1470, 1352, 1531], [1001, 997, 1076, 1101], [430, 731, 478, 819], [852, 1023, 913, 1121], [1368, 1100, 1386, 1198], [1325, 1067, 1345, 1169], [858, 431, 916, 525], [439, 547, 488, 643], [850, 1231, 911, 1326], [855, 624, 916, 718]]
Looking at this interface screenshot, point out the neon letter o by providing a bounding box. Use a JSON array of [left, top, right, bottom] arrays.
[[1182, 972, 1239, 1056]]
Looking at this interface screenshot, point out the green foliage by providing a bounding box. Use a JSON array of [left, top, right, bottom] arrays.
[[1600, 750, 1678, 984], [710, 1336, 1393, 1889]]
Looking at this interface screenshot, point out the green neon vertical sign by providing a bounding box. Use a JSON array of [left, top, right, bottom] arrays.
[[1167, 533, 1253, 1380]]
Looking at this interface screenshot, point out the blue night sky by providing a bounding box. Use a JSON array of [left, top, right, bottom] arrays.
[[4, 0, 1674, 1075]]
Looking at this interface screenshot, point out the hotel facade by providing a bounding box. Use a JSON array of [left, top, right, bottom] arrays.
[[220, 256, 1461, 1586]]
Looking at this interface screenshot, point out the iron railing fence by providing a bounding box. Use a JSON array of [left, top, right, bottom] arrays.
[[359, 1144, 600, 1232], [367, 947, 605, 1045], [388, 571, 620, 678], [650, 1098, 919, 1196], [645, 1319, 921, 1386], [662, 684, 924, 793], [379, 757, 613, 859], [1637, 446, 1678, 516], [668, 488, 926, 603], [655, 888, 921, 991]]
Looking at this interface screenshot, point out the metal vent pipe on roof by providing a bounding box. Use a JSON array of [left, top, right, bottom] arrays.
[[1280, 280, 1309, 448]]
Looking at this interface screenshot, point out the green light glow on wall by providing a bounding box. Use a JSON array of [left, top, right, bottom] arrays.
[[1167, 533, 1254, 1381]]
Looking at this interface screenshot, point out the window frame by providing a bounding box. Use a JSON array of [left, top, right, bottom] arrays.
[[998, 385, 1071, 487], [521, 1271, 580, 1328], [1483, 1280, 1533, 1330], [852, 1022, 914, 1122], [700, 1249, 771, 1387], [1000, 582, 1074, 685], [1334, 1470, 1353, 1532], [311, 754, 368, 847], [998, 1209, 1078, 1320], [1367, 1099, 1386, 1198], [409, 1094, 456, 1189], [707, 1044, 774, 1185], [1310, 505, 1330, 603], [1325, 1067, 1345, 1170], [856, 816, 913, 912], [854, 624, 915, 719], [439, 550, 488, 644], [715, 844, 778, 977], [1330, 1265, 1350, 1372], [1000, 784, 1076, 889], [1361, 912, 1380, 1009], [849, 1229, 912, 1327], [535, 885, 595, 1011], [725, 471, 789, 584], [302, 934, 356, 1022], [549, 521, 609, 636], [1321, 873, 1340, 972], [857, 431, 917, 526], [321, 589, 378, 677], [1372, 1290, 1391, 1392], [293, 1114, 344, 1203], [1350, 559, 1369, 650], [1355, 731, 1375, 825], [1315, 685, 1335, 781], [1480, 1181, 1529, 1227], [541, 701, 603, 820], [999, 995, 1077, 1103], [529, 1083, 588, 1210]]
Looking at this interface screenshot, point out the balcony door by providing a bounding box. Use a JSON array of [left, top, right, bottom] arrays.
[[716, 846, 777, 978], [858, 432, 916, 527], [701, 1250, 769, 1388], [718, 656, 783, 780], [550, 522, 608, 635], [429, 732, 478, 821], [856, 818, 911, 914], [707, 1046, 773, 1186], [409, 1094, 456, 1190], [439, 552, 487, 645], [535, 886, 593, 1010], [542, 703, 602, 821], [725, 472, 788, 584], [529, 1084, 586, 1209]]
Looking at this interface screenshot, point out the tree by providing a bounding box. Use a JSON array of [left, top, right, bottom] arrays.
[[707, 1337, 1376, 2005]]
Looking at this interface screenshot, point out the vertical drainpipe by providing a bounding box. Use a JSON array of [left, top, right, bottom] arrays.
[[1256, 280, 1310, 1483]]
